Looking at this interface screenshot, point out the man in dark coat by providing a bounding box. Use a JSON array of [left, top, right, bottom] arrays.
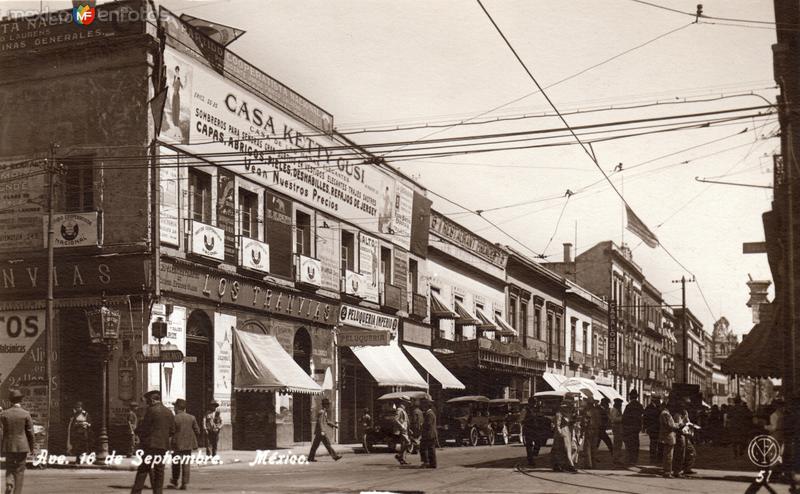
[[131, 391, 175, 494], [643, 396, 662, 463], [308, 398, 341, 462], [420, 399, 438, 469], [596, 397, 614, 453], [622, 389, 644, 465], [0, 389, 34, 494], [169, 399, 200, 490], [410, 399, 425, 465], [521, 397, 547, 466]]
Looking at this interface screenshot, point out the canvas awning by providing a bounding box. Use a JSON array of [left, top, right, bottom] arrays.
[[233, 329, 322, 394], [494, 314, 519, 337], [562, 377, 602, 400], [597, 385, 626, 406], [543, 372, 567, 391], [403, 345, 465, 390], [454, 300, 481, 325], [722, 302, 782, 378], [475, 307, 498, 331], [430, 292, 458, 319], [351, 343, 428, 388]]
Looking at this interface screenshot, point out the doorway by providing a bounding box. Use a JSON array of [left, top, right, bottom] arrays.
[[186, 310, 213, 423], [292, 328, 312, 442]]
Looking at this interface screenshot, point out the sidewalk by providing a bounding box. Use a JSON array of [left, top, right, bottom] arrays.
[[27, 443, 363, 471]]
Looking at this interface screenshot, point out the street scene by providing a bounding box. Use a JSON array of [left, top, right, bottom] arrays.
[[0, 0, 798, 493]]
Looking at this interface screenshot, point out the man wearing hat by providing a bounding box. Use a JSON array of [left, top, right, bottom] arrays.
[[127, 401, 139, 457], [581, 393, 601, 469], [67, 401, 91, 463], [308, 398, 341, 462], [643, 396, 662, 463], [169, 399, 200, 490], [609, 398, 625, 465], [203, 401, 222, 457], [420, 398, 438, 468], [131, 391, 175, 494], [622, 389, 644, 465], [0, 389, 34, 494]]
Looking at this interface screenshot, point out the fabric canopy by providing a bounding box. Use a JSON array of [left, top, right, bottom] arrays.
[[430, 292, 458, 319], [494, 314, 518, 337], [351, 343, 428, 388], [562, 377, 602, 399], [722, 302, 782, 378], [543, 372, 567, 391], [403, 345, 465, 390], [597, 385, 626, 406], [454, 300, 480, 325], [233, 329, 322, 394], [475, 307, 498, 331]]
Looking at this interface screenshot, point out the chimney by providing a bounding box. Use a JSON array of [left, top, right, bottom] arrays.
[[563, 243, 573, 263]]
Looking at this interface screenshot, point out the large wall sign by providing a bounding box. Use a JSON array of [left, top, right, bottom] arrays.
[[217, 169, 237, 262], [0, 158, 45, 252], [265, 191, 293, 278], [147, 304, 187, 409], [0, 310, 45, 395], [359, 233, 380, 303], [315, 213, 341, 293], [158, 48, 416, 251], [159, 149, 180, 246], [338, 304, 399, 334], [213, 312, 234, 425]]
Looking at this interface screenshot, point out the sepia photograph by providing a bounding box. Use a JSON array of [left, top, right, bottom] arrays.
[[0, 0, 798, 493]]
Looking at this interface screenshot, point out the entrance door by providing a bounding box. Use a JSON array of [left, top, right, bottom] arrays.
[[186, 310, 213, 423], [292, 328, 312, 442]]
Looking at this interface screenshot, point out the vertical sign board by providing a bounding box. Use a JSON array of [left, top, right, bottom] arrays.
[[159, 148, 180, 246], [359, 233, 380, 303], [217, 169, 237, 263], [315, 213, 341, 293], [213, 312, 234, 426], [147, 304, 187, 409], [265, 192, 293, 278], [607, 301, 617, 371], [0, 159, 45, 252], [393, 248, 409, 306]]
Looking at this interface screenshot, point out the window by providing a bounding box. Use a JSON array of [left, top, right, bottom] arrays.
[[295, 209, 311, 256], [408, 259, 418, 295], [188, 169, 212, 223], [583, 322, 589, 354], [570, 318, 577, 354], [521, 301, 529, 338], [63, 159, 94, 212], [546, 312, 554, 356], [238, 188, 258, 239], [341, 230, 355, 274], [432, 286, 445, 339], [555, 315, 562, 354], [455, 295, 466, 342], [380, 246, 392, 287], [509, 296, 517, 331], [534, 307, 542, 340]]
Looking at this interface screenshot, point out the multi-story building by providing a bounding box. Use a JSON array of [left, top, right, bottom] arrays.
[[642, 280, 668, 399], [674, 308, 708, 388]]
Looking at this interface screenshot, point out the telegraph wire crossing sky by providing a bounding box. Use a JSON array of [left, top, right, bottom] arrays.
[[6, 0, 778, 334]]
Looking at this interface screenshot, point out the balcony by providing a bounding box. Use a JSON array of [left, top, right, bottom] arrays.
[[570, 350, 585, 366], [584, 354, 594, 368], [433, 336, 546, 375], [380, 282, 403, 313], [409, 293, 427, 320]]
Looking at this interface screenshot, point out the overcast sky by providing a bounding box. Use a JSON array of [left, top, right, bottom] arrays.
[[11, 0, 779, 336]]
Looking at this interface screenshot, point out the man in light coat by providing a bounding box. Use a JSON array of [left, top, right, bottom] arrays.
[[0, 389, 34, 494], [169, 399, 200, 490], [659, 400, 684, 478]]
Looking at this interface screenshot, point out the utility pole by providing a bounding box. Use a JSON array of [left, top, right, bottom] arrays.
[[672, 276, 695, 385]]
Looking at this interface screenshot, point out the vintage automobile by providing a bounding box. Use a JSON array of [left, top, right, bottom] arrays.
[[438, 395, 496, 447], [362, 390, 431, 454], [531, 390, 585, 445], [488, 398, 523, 445]]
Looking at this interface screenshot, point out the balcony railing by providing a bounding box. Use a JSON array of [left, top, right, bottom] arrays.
[[434, 336, 546, 371], [380, 283, 403, 312], [409, 293, 427, 320]]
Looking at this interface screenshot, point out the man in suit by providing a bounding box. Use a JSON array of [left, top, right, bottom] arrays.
[[131, 391, 175, 494], [169, 399, 200, 490], [0, 389, 34, 494], [308, 398, 341, 462], [420, 399, 438, 469], [659, 400, 685, 478]]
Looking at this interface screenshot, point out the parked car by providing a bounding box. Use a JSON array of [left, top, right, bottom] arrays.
[[531, 390, 584, 445], [438, 395, 495, 447], [488, 398, 523, 445], [362, 390, 431, 454]]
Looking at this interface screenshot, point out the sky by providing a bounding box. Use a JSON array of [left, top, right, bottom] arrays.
[[7, 0, 779, 336]]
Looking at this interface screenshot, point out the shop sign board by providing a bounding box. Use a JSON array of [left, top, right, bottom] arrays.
[[337, 328, 391, 347], [343, 270, 365, 298], [338, 304, 399, 334], [607, 301, 618, 371], [401, 320, 432, 347], [359, 233, 380, 303], [48, 212, 101, 248], [315, 213, 340, 293], [430, 211, 508, 269], [188, 220, 225, 261], [295, 255, 321, 287], [0, 158, 45, 252], [147, 304, 186, 409], [213, 312, 234, 426], [239, 237, 270, 273]]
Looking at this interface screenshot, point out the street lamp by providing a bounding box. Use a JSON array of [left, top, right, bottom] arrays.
[[85, 295, 121, 461]]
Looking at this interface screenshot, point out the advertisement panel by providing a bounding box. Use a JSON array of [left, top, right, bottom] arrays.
[[159, 48, 414, 250], [217, 169, 237, 262], [296, 255, 321, 287], [338, 304, 399, 333], [359, 233, 380, 303], [159, 149, 180, 246], [147, 304, 186, 409], [49, 212, 100, 248], [240, 237, 270, 273], [315, 213, 340, 293], [189, 221, 225, 261], [265, 192, 293, 278], [213, 312, 234, 426], [0, 158, 45, 252]]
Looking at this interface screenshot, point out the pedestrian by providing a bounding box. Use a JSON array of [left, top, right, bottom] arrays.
[[0, 389, 34, 494], [622, 389, 644, 465], [596, 397, 613, 453], [728, 396, 753, 457], [420, 399, 438, 469], [410, 399, 424, 464], [169, 398, 200, 490], [521, 397, 545, 466], [673, 398, 697, 477], [643, 396, 662, 463], [581, 394, 601, 469], [360, 408, 373, 436], [551, 398, 577, 473], [127, 401, 139, 457], [764, 398, 785, 446], [204, 401, 222, 457], [708, 404, 723, 446], [394, 399, 410, 465], [659, 399, 683, 478], [131, 390, 176, 494], [308, 398, 341, 462], [610, 398, 625, 465], [67, 401, 91, 463]]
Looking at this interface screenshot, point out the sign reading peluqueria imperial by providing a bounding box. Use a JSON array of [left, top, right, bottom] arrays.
[[157, 258, 336, 325]]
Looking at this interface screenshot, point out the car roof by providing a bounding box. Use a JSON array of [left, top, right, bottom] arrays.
[[489, 398, 520, 404], [446, 395, 490, 403], [377, 391, 432, 401]]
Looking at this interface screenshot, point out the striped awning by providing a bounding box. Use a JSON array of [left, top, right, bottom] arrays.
[[430, 292, 458, 319], [454, 300, 481, 325], [475, 307, 498, 331], [494, 314, 518, 337]]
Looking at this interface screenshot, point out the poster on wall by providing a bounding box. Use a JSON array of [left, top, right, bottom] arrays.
[[265, 191, 293, 278], [0, 159, 45, 252], [213, 312, 234, 425], [159, 48, 417, 250], [217, 169, 237, 262], [159, 149, 180, 246], [147, 304, 187, 408], [359, 233, 380, 303], [315, 213, 341, 293]]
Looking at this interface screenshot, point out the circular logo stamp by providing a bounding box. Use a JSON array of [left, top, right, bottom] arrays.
[[747, 435, 782, 468]]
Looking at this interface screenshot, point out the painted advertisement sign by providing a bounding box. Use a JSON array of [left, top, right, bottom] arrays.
[[217, 169, 237, 262], [0, 158, 45, 252], [147, 304, 186, 409], [265, 191, 293, 278], [315, 213, 340, 293], [159, 149, 180, 246], [430, 211, 508, 269], [158, 48, 414, 250], [213, 312, 234, 425], [338, 304, 399, 336], [358, 233, 380, 303]]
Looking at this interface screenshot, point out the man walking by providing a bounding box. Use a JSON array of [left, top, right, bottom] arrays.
[[394, 400, 410, 465], [127, 401, 139, 457], [308, 398, 341, 462], [521, 397, 545, 466], [582, 394, 601, 469], [622, 389, 644, 465], [420, 399, 438, 469], [673, 398, 697, 477], [643, 396, 661, 463], [610, 398, 625, 466], [0, 389, 34, 494], [203, 401, 222, 457], [409, 399, 425, 465], [596, 397, 613, 453], [131, 391, 175, 494], [659, 399, 684, 478], [169, 399, 200, 490]]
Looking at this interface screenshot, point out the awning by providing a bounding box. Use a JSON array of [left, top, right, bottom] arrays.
[[562, 377, 602, 399], [543, 372, 567, 391], [351, 342, 428, 388], [233, 329, 322, 394], [430, 292, 458, 319], [475, 307, 498, 331], [722, 302, 782, 378], [597, 385, 626, 405], [494, 314, 518, 337], [454, 300, 481, 325], [403, 345, 465, 390]]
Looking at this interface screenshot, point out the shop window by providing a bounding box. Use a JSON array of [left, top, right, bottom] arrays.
[[63, 159, 94, 212], [238, 188, 258, 239], [295, 209, 311, 256], [188, 169, 212, 223], [341, 230, 355, 274]]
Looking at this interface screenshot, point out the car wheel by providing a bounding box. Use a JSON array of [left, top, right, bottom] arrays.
[[487, 426, 496, 446], [501, 425, 509, 445], [469, 428, 480, 447]]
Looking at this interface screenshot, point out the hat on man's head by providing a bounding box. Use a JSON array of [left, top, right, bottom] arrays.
[[321, 398, 331, 406], [613, 398, 623, 404], [74, 401, 84, 408], [8, 389, 23, 403], [174, 398, 187, 409], [209, 401, 220, 407], [143, 390, 161, 400], [628, 389, 639, 399]]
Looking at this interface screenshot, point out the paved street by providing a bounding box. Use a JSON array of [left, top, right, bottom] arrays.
[[20, 439, 790, 494]]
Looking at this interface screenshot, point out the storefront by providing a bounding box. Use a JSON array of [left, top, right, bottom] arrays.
[[401, 319, 465, 405]]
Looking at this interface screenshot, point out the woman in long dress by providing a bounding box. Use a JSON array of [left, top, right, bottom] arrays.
[[171, 66, 183, 128]]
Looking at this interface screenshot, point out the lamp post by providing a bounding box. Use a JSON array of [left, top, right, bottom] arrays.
[[86, 295, 121, 461]]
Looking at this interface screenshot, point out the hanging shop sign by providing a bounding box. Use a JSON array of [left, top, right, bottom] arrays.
[[239, 237, 270, 273], [607, 301, 618, 371], [47, 212, 101, 248], [295, 254, 322, 287], [430, 211, 508, 269], [213, 312, 234, 424], [337, 328, 391, 347], [188, 220, 225, 261], [343, 270, 365, 298], [338, 304, 399, 333]]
